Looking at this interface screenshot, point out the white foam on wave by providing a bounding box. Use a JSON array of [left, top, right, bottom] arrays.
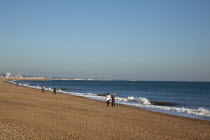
[[117, 96, 151, 104], [129, 103, 210, 117], [10, 81, 210, 120]]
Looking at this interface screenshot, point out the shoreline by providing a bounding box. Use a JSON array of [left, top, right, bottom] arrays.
[[10, 79, 210, 121], [0, 79, 210, 139]]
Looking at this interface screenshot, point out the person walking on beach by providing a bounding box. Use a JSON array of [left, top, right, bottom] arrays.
[[106, 93, 111, 107], [41, 85, 44, 93], [111, 94, 116, 107], [54, 87, 56, 95], [16, 82, 18, 87]]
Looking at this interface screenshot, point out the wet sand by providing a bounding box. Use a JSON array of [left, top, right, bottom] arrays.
[[0, 79, 209, 139]]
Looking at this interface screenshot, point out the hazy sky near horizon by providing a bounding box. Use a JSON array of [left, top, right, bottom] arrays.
[[0, 0, 210, 81]]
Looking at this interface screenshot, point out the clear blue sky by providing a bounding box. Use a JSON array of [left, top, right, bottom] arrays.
[[0, 0, 210, 81]]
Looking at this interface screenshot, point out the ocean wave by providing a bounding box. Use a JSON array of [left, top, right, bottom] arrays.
[[116, 96, 151, 105], [142, 105, 210, 117]]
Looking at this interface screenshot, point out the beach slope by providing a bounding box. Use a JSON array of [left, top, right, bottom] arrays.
[[0, 79, 209, 139]]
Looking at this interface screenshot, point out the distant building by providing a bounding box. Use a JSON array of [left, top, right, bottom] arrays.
[[0, 72, 48, 80]]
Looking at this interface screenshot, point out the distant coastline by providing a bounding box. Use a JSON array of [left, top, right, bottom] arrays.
[[1, 72, 210, 82]]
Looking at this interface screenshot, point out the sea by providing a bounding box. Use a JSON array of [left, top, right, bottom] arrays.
[[11, 80, 210, 121]]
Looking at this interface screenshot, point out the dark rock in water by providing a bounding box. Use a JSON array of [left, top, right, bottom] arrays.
[[59, 88, 67, 90], [97, 94, 106, 96], [151, 101, 179, 106]]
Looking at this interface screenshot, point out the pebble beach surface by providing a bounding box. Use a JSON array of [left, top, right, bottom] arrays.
[[0, 79, 209, 139]]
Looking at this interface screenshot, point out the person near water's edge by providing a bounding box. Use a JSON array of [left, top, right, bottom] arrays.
[[106, 93, 111, 107], [41, 85, 44, 93], [111, 94, 116, 107], [54, 87, 56, 95]]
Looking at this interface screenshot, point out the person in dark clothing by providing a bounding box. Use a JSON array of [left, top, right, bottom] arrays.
[[111, 94, 116, 107], [54, 87, 56, 95]]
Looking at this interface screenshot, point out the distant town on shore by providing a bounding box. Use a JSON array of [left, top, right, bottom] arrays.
[[0, 72, 114, 81], [0, 72, 47, 80]]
